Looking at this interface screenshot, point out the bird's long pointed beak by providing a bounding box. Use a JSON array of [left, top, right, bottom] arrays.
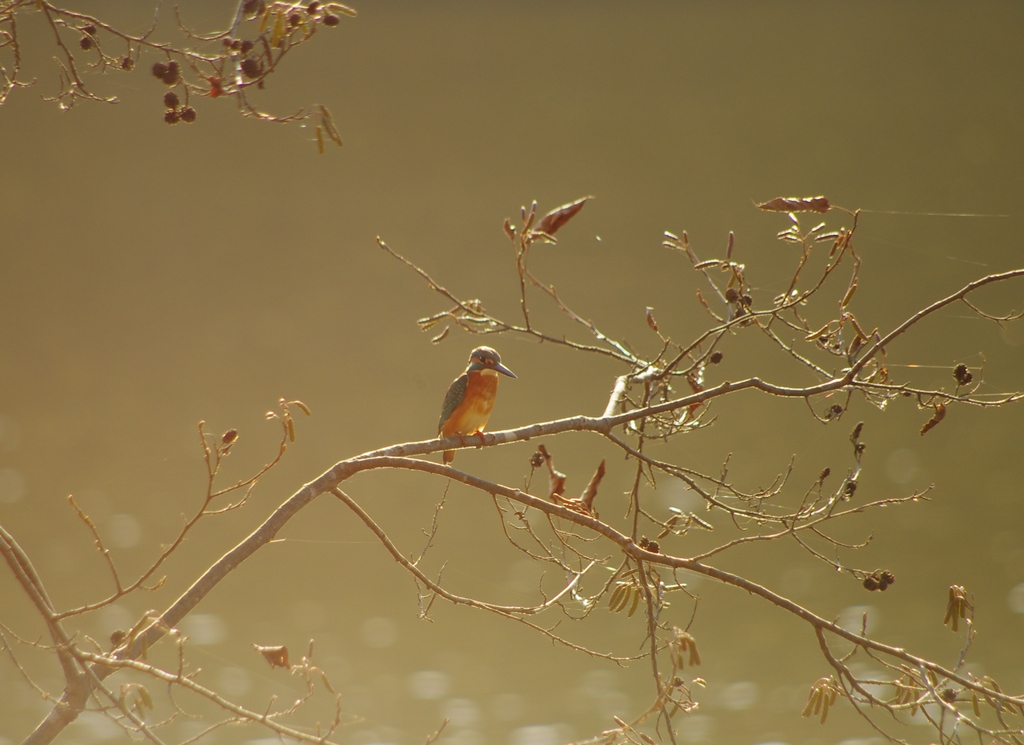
[[496, 362, 517, 378]]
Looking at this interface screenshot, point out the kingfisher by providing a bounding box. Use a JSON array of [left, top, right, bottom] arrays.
[[437, 346, 516, 464]]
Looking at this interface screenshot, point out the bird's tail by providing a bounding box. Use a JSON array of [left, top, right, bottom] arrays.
[[443, 449, 455, 465]]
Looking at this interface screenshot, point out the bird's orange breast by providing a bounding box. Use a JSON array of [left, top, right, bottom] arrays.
[[440, 371, 499, 437]]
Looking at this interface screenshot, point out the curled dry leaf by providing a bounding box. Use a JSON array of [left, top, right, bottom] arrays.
[[536, 196, 592, 236], [645, 307, 659, 333], [920, 402, 946, 435], [757, 196, 830, 214], [253, 643, 291, 669], [580, 459, 605, 515], [537, 446, 604, 517], [536, 444, 566, 500]]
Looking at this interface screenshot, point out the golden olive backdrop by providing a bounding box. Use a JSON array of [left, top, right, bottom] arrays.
[[1, 3, 1023, 744]]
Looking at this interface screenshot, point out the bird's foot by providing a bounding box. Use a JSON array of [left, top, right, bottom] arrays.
[[473, 430, 487, 449]]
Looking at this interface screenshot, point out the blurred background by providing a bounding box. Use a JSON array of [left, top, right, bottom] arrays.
[[1, 2, 1023, 744]]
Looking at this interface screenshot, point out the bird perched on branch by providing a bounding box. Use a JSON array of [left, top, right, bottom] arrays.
[[437, 346, 516, 464]]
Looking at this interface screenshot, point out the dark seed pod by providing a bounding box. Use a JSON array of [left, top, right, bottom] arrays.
[[953, 363, 973, 386], [240, 58, 261, 79], [162, 60, 180, 86], [180, 107, 197, 123], [164, 109, 181, 124], [323, 13, 340, 26], [163, 91, 180, 109]]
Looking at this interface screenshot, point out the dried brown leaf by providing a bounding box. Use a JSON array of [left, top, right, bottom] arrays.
[[920, 402, 946, 435], [757, 196, 830, 214], [580, 460, 605, 513], [537, 444, 567, 499], [536, 196, 592, 236], [645, 307, 659, 333], [253, 643, 291, 669], [549, 472, 566, 500]]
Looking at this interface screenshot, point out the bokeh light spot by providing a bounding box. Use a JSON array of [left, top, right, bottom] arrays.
[[181, 613, 227, 645], [886, 448, 920, 485], [107, 513, 142, 548], [219, 666, 253, 696], [408, 669, 449, 700], [720, 680, 759, 710], [838, 605, 880, 635], [510, 724, 572, 745], [443, 697, 481, 728], [361, 616, 398, 648], [491, 692, 526, 722]]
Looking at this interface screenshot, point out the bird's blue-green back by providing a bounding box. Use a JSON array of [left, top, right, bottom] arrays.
[[438, 373, 469, 433]]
